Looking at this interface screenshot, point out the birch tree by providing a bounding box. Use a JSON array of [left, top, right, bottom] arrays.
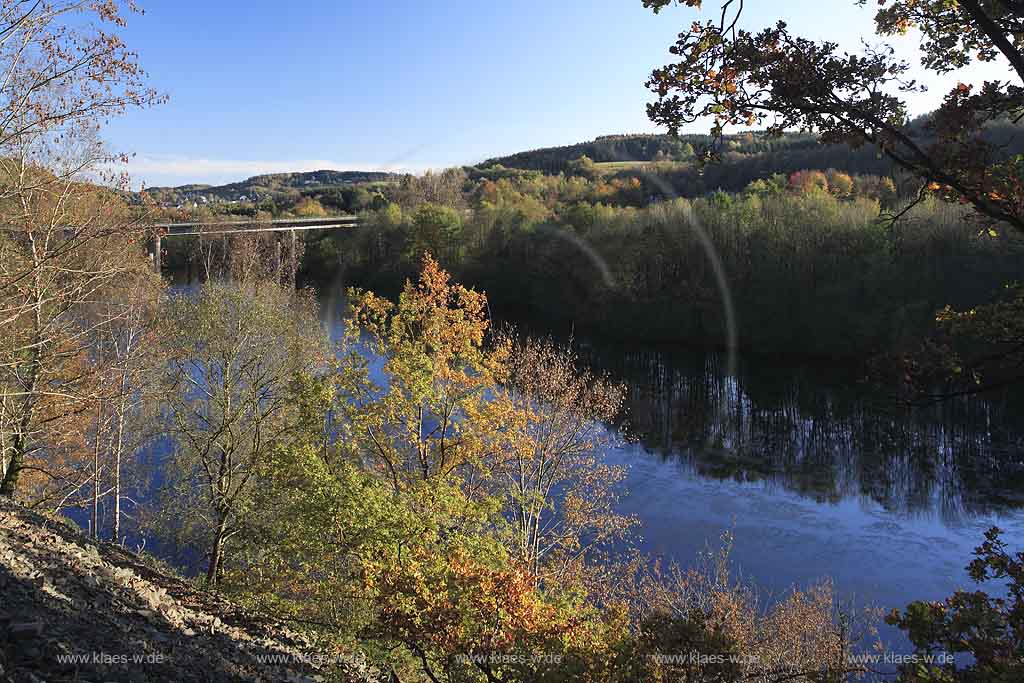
[[89, 272, 163, 540]]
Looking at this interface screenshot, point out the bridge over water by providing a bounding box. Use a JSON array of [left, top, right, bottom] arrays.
[[147, 215, 361, 272]]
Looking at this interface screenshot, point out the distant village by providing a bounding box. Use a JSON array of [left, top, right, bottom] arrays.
[[164, 191, 262, 210]]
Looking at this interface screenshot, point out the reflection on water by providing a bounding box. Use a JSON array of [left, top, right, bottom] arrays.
[[580, 341, 1024, 611], [599, 346, 1024, 521]]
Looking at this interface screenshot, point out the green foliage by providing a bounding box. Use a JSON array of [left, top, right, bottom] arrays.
[[406, 203, 463, 262], [152, 281, 328, 585]]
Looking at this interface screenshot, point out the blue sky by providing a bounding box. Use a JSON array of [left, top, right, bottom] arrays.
[[107, 0, 1011, 188]]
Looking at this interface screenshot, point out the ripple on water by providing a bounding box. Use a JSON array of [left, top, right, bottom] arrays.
[[922, 535, 960, 554], [736, 524, 811, 553], [864, 520, 904, 536]]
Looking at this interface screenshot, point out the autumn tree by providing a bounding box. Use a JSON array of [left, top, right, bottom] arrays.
[[0, 0, 163, 499], [493, 335, 635, 585], [224, 274, 555, 680], [233, 403, 583, 682], [293, 197, 327, 218], [788, 169, 829, 194], [349, 262, 638, 585], [0, 204, 158, 506], [644, 0, 1024, 232], [344, 253, 503, 492], [826, 169, 855, 197]]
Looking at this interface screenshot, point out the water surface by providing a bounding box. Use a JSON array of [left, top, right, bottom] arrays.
[[584, 343, 1024, 613]]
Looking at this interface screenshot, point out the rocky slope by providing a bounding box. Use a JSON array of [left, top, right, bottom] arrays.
[[0, 499, 370, 682]]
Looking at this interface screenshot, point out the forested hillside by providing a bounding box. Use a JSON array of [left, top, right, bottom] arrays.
[[483, 133, 711, 172], [483, 122, 1024, 197], [144, 119, 1024, 364], [299, 143, 1024, 360]]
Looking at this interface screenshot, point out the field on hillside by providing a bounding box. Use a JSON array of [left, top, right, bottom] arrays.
[[594, 160, 686, 174]]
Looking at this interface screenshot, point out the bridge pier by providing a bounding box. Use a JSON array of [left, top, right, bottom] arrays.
[[290, 229, 297, 285], [146, 235, 161, 274], [274, 236, 283, 283]]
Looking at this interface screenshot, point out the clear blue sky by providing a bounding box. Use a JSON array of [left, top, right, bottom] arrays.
[[106, 0, 1010, 188]]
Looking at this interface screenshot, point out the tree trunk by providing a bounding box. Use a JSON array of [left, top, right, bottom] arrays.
[[0, 360, 37, 497], [206, 515, 229, 587], [113, 436, 122, 542], [0, 438, 24, 496], [112, 384, 128, 543], [2, 286, 44, 498], [92, 400, 107, 538]]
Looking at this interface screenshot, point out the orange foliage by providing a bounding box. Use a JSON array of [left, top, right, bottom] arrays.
[[788, 170, 829, 194]]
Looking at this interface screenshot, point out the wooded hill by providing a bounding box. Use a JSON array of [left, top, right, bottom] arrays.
[[480, 122, 1024, 197], [142, 169, 397, 207]]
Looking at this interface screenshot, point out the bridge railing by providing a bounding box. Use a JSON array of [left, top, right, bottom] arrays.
[[155, 215, 360, 237], [146, 215, 361, 271]]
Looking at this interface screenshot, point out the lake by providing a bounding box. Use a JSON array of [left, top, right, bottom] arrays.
[[581, 343, 1024, 615], [179, 279, 1024, 642]]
